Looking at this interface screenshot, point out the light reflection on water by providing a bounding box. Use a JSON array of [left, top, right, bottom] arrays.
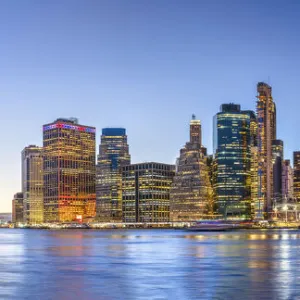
[[1, 229, 300, 299]]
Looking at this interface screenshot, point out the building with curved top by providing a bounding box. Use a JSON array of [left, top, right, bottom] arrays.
[[96, 128, 130, 222]]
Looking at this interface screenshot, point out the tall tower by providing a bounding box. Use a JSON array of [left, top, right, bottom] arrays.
[[43, 118, 96, 223], [170, 116, 212, 221], [22, 145, 43, 223], [96, 128, 130, 222], [213, 104, 252, 220], [256, 82, 276, 217], [293, 151, 300, 203]]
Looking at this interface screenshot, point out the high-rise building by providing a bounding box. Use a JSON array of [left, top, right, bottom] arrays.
[[293, 151, 300, 203], [22, 145, 43, 223], [213, 104, 252, 220], [256, 82, 276, 217], [122, 162, 175, 222], [170, 116, 212, 222], [272, 139, 283, 200], [96, 128, 130, 222], [243, 110, 259, 219], [282, 159, 293, 201], [43, 118, 96, 223], [12, 192, 24, 223]]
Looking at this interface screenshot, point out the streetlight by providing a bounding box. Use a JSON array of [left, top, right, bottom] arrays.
[[283, 205, 288, 223]]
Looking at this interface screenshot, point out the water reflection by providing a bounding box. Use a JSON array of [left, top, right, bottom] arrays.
[[1, 229, 300, 299]]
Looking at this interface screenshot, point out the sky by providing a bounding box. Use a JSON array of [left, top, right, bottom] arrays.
[[1, 0, 300, 212]]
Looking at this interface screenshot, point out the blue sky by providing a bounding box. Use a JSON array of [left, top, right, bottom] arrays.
[[1, 0, 300, 212]]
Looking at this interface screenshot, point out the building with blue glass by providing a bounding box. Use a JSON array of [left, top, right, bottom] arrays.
[[213, 104, 252, 220], [96, 128, 131, 222]]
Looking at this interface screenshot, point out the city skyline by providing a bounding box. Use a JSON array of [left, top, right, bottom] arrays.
[[2, 1, 300, 212]]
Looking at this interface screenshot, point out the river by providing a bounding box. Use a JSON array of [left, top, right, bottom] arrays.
[[0, 229, 300, 299]]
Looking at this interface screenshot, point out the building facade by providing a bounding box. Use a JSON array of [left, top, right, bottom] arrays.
[[213, 104, 252, 220], [256, 82, 277, 216], [282, 159, 293, 201], [272, 139, 283, 201], [22, 145, 43, 223], [293, 151, 300, 203], [170, 116, 213, 222], [96, 128, 130, 222], [12, 192, 24, 223], [122, 162, 175, 222], [43, 118, 96, 223]]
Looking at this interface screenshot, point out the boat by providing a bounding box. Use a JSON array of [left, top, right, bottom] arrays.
[[187, 220, 238, 231]]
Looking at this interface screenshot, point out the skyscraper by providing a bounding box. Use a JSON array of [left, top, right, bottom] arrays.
[[122, 162, 175, 223], [293, 151, 300, 203], [282, 159, 293, 201], [170, 116, 212, 221], [12, 192, 23, 223], [243, 110, 259, 219], [256, 82, 277, 217], [43, 118, 96, 223], [213, 104, 252, 220], [272, 139, 283, 201], [22, 145, 43, 223], [96, 128, 130, 222]]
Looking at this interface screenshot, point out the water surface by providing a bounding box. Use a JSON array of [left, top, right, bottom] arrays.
[[0, 229, 300, 299]]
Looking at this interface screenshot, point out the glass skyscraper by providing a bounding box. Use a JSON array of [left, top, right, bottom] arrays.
[[96, 128, 130, 222], [43, 118, 96, 223], [213, 104, 252, 220], [22, 145, 43, 224]]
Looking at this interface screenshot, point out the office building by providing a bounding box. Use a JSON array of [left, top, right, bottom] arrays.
[[282, 159, 293, 201], [96, 128, 130, 222], [22, 145, 43, 223], [43, 118, 96, 222], [272, 139, 283, 200], [293, 151, 300, 203], [256, 82, 277, 216], [213, 104, 252, 220], [170, 116, 213, 221], [12, 192, 24, 223], [122, 162, 175, 222]]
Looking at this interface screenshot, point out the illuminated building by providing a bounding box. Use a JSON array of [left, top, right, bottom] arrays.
[[256, 82, 277, 216], [293, 151, 300, 202], [243, 110, 259, 219], [282, 159, 293, 200], [122, 162, 175, 222], [272, 139, 283, 201], [43, 118, 96, 223], [170, 116, 212, 222], [96, 128, 130, 222], [213, 104, 252, 220], [22, 145, 43, 223], [12, 192, 24, 223]]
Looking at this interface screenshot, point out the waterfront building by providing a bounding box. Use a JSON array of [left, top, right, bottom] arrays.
[[96, 128, 130, 222], [43, 118, 96, 222], [122, 162, 175, 222], [282, 159, 293, 201], [12, 192, 24, 223], [293, 151, 300, 203], [170, 116, 213, 221], [256, 82, 277, 216], [272, 139, 284, 201], [22, 145, 43, 223], [213, 104, 252, 220], [243, 110, 259, 219]]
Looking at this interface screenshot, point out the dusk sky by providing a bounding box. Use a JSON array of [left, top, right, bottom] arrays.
[[1, 0, 300, 212]]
